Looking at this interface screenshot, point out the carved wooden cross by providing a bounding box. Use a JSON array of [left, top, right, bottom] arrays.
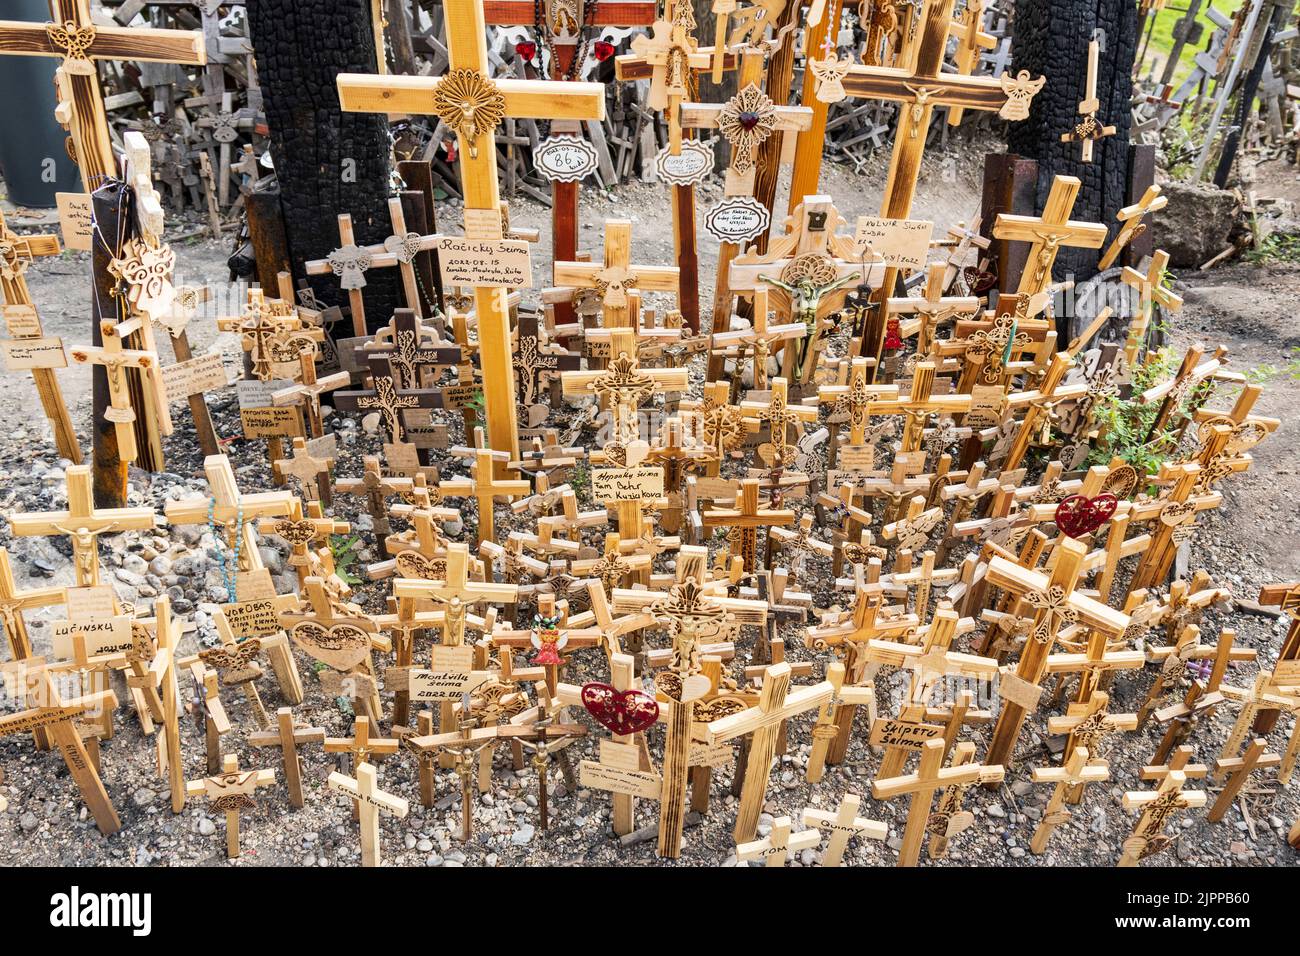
[[992, 175, 1109, 296], [1118, 771, 1205, 866], [10, 464, 155, 587], [335, 355, 444, 448], [338, 0, 606, 464], [393, 543, 520, 647], [866, 362, 971, 455], [185, 753, 275, 858], [561, 329, 689, 443], [873, 737, 1004, 867], [1210, 738, 1282, 823], [984, 537, 1130, 767], [709, 285, 808, 391], [1060, 39, 1116, 162], [739, 376, 820, 471], [554, 219, 680, 328], [1047, 690, 1137, 793], [885, 263, 980, 370], [217, 290, 319, 382], [272, 437, 334, 507], [944, 0, 996, 125], [328, 763, 409, 866]]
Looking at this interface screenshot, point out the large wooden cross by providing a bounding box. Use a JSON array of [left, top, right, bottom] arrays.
[[337, 0, 606, 466], [553, 219, 680, 329], [0, 0, 205, 186], [806, 0, 1044, 364], [10, 464, 155, 587]]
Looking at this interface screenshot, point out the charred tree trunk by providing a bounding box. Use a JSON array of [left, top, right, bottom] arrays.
[[1006, 0, 1137, 285], [247, 0, 399, 329]]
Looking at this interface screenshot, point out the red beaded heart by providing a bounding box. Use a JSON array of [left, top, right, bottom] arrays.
[[581, 682, 659, 735], [1055, 493, 1118, 538], [515, 41, 537, 62], [593, 40, 616, 61]]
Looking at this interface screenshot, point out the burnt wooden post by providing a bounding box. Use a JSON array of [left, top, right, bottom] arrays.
[[979, 154, 1038, 295]]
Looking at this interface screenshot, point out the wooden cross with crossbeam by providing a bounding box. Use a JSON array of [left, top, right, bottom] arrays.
[[992, 175, 1109, 297], [10, 464, 155, 587], [0, 0, 204, 186], [338, 0, 606, 466], [0, 208, 79, 461]]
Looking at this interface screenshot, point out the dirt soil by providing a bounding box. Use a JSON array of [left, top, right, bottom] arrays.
[[0, 140, 1298, 868]]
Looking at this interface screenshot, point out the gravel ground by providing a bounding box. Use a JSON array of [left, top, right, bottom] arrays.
[[0, 142, 1297, 867]]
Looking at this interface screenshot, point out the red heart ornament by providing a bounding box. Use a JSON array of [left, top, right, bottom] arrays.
[[581, 682, 659, 735], [1055, 493, 1118, 538], [515, 41, 537, 62], [593, 40, 616, 61]]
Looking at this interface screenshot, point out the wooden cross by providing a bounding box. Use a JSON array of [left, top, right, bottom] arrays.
[[800, 792, 886, 866], [873, 737, 1004, 867], [336, 456, 408, 560], [355, 308, 462, 391], [992, 176, 1109, 296], [704, 661, 834, 841], [710, 285, 808, 391], [325, 716, 401, 777], [513, 310, 580, 413], [328, 763, 409, 866], [1060, 39, 1116, 162], [1047, 691, 1137, 796], [810, 0, 1043, 362], [1210, 738, 1282, 823], [393, 542, 520, 647], [69, 318, 172, 466], [865, 362, 971, 455], [983, 537, 1130, 767], [185, 753, 276, 859], [941, 217, 992, 290], [407, 707, 508, 838], [0, 0, 205, 186], [1098, 185, 1167, 269], [1216, 672, 1300, 775], [1118, 771, 1205, 866], [736, 815, 822, 867], [944, 0, 996, 125], [739, 376, 820, 471], [0, 208, 79, 461], [702, 478, 796, 572], [885, 263, 980, 370], [554, 219, 679, 329], [338, 0, 606, 465], [1120, 251, 1183, 366], [249, 707, 325, 809], [490, 593, 602, 695], [0, 546, 65, 712], [216, 290, 319, 382], [10, 464, 155, 587], [200, 621, 271, 731], [335, 355, 443, 448], [272, 437, 334, 507], [0, 660, 119, 834], [681, 81, 813, 196], [1029, 745, 1109, 854], [561, 330, 689, 444]]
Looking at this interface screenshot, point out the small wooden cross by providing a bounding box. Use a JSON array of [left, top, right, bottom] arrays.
[[702, 478, 796, 572], [10, 464, 156, 587], [0, 207, 80, 461], [217, 290, 320, 382], [1059, 39, 1117, 162], [1029, 745, 1109, 854], [336, 354, 445, 449], [738, 376, 820, 471], [800, 792, 886, 866], [1210, 738, 1282, 823], [328, 763, 409, 866], [185, 754, 276, 859], [865, 362, 971, 456], [992, 175, 1108, 296], [1047, 691, 1137, 800], [554, 219, 680, 328], [873, 737, 1004, 867], [335, 456, 409, 559], [272, 437, 335, 507], [1118, 770, 1205, 867], [1120, 251, 1182, 366], [0, 547, 67, 661], [885, 263, 980, 370], [0, 661, 120, 834], [69, 319, 172, 466], [736, 816, 822, 867], [1099, 185, 1168, 269], [249, 707, 326, 809], [200, 618, 271, 731]]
